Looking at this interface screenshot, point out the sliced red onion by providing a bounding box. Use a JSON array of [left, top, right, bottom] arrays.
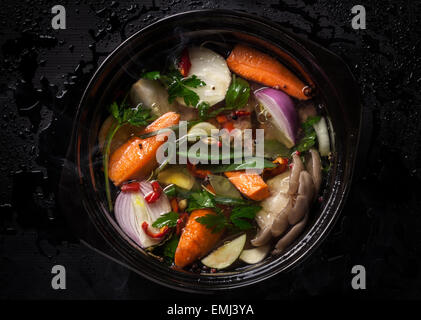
[[114, 181, 171, 248], [254, 87, 298, 148]]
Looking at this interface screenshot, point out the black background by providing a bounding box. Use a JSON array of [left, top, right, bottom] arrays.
[[0, 0, 420, 300]]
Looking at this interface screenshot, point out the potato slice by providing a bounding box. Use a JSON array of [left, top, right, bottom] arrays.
[[239, 244, 270, 264], [178, 47, 231, 107], [157, 167, 195, 190]]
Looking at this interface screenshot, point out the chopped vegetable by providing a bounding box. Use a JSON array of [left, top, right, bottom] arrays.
[[103, 101, 154, 210], [209, 158, 276, 173], [227, 44, 311, 100], [143, 69, 206, 109], [313, 116, 330, 156], [179, 48, 191, 77], [208, 174, 242, 199], [143, 181, 163, 204], [262, 157, 288, 179], [152, 211, 179, 229], [157, 166, 196, 190], [224, 171, 270, 201], [195, 203, 260, 232], [295, 115, 321, 153], [186, 162, 211, 179], [187, 121, 218, 142], [255, 87, 298, 148], [108, 112, 180, 186], [174, 209, 224, 268], [121, 181, 141, 192], [263, 139, 291, 159], [207, 75, 250, 117], [179, 47, 231, 107], [130, 79, 173, 117], [114, 190, 170, 248], [201, 234, 247, 269], [225, 75, 251, 110], [142, 222, 170, 238], [239, 244, 270, 264]]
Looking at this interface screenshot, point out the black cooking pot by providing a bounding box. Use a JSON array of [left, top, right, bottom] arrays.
[[60, 9, 362, 293]]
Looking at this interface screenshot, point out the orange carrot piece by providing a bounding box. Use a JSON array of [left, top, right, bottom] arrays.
[[227, 44, 311, 100], [171, 198, 179, 213], [174, 209, 223, 268], [108, 112, 180, 186], [224, 171, 270, 201], [187, 162, 211, 179], [263, 157, 288, 179]]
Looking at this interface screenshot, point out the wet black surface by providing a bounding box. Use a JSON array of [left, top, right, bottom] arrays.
[[0, 0, 420, 299]]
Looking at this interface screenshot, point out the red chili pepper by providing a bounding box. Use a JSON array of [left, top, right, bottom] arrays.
[[144, 181, 162, 203], [232, 110, 251, 117], [223, 121, 234, 132], [179, 48, 191, 77], [121, 182, 140, 192], [176, 213, 189, 236], [142, 222, 170, 238]]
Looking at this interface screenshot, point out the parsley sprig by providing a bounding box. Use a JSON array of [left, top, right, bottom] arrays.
[[195, 204, 261, 233], [103, 100, 154, 211], [185, 189, 261, 233], [143, 70, 210, 119]]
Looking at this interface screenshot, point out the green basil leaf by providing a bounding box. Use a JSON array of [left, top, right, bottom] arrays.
[[152, 211, 179, 228], [225, 75, 250, 110], [210, 158, 276, 173]]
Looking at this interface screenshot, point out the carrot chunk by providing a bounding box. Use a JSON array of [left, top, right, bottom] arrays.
[[227, 44, 311, 100], [174, 209, 223, 268], [224, 171, 270, 201], [108, 112, 180, 186]]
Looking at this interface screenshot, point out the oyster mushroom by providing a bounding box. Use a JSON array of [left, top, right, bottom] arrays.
[[252, 171, 290, 245], [305, 148, 322, 195], [288, 153, 305, 195], [270, 205, 290, 237], [287, 171, 315, 225], [250, 226, 272, 247], [273, 214, 308, 255]]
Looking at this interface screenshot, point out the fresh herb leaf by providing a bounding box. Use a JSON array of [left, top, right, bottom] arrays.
[[295, 116, 321, 153], [181, 75, 206, 88], [152, 211, 179, 228], [142, 71, 161, 80], [162, 235, 180, 261], [144, 69, 206, 110], [264, 139, 291, 159], [195, 212, 228, 233], [302, 115, 321, 130], [225, 75, 250, 110], [197, 101, 211, 120], [209, 158, 276, 173], [187, 190, 218, 212], [230, 205, 261, 230]]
